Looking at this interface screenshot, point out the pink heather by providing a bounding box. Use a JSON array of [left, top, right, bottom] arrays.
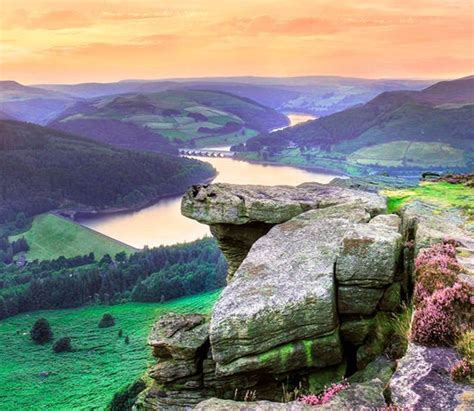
[[299, 382, 349, 406]]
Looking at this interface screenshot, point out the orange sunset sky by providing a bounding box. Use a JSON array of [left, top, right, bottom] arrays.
[[0, 0, 473, 84]]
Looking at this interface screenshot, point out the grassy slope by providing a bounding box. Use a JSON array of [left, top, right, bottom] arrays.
[[0, 291, 220, 411], [383, 181, 474, 217], [51, 90, 286, 148], [348, 141, 466, 168], [10, 214, 136, 260]]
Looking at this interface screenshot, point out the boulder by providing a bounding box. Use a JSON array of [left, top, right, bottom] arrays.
[[400, 201, 473, 253], [209, 204, 371, 367], [348, 356, 396, 385], [368, 213, 401, 231], [215, 332, 343, 377], [149, 358, 198, 383], [337, 287, 384, 315], [336, 223, 402, 287], [389, 343, 473, 410], [148, 313, 209, 360], [182, 183, 386, 226]]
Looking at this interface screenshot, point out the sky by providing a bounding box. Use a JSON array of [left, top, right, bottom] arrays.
[[0, 0, 473, 84]]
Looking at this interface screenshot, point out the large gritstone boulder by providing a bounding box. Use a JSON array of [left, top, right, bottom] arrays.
[[182, 183, 386, 278], [209, 204, 371, 373]]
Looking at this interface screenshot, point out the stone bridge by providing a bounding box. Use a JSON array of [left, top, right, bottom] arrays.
[[179, 149, 235, 158]]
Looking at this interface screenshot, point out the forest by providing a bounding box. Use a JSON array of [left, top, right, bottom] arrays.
[[0, 237, 226, 320], [0, 120, 215, 223]]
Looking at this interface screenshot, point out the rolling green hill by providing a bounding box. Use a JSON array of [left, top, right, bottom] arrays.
[[241, 76, 474, 174], [0, 291, 220, 411], [49, 89, 288, 149], [0, 120, 215, 223], [9, 214, 136, 261]]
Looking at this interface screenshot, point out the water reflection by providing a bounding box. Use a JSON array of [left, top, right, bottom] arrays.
[[77, 113, 336, 248]]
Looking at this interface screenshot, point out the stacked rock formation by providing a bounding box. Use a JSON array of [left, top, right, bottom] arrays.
[[135, 183, 407, 409]]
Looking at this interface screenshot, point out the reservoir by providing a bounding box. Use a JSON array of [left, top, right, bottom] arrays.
[[77, 113, 338, 248]]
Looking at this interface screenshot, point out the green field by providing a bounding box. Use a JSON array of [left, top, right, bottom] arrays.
[[383, 181, 474, 217], [0, 291, 220, 410], [349, 141, 466, 168], [10, 214, 136, 261], [52, 89, 286, 149]]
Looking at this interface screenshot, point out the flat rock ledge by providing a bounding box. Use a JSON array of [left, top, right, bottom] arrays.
[[182, 182, 386, 226], [389, 343, 474, 410]]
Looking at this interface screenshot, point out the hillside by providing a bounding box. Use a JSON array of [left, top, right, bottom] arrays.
[[0, 120, 215, 223], [0, 81, 77, 125], [241, 76, 474, 174], [36, 76, 432, 116], [48, 89, 288, 149], [9, 214, 136, 261], [0, 292, 220, 410]]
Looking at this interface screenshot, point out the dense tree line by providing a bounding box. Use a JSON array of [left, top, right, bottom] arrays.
[[0, 235, 29, 264], [0, 120, 215, 223], [0, 238, 226, 320]]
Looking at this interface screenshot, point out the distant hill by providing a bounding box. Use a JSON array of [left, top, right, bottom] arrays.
[[0, 81, 77, 125], [241, 76, 474, 174], [48, 89, 288, 149], [0, 120, 215, 223], [36, 76, 433, 116]]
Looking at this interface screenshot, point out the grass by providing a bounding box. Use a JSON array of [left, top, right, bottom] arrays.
[[0, 291, 220, 411], [383, 181, 474, 216], [349, 141, 466, 168], [9, 213, 136, 261]]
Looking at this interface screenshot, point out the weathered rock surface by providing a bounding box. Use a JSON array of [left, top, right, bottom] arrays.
[[336, 221, 402, 287], [148, 313, 209, 360], [401, 200, 473, 253], [215, 332, 342, 377], [194, 379, 387, 410], [210, 204, 371, 367], [337, 286, 384, 315], [182, 183, 387, 279], [182, 183, 386, 226], [389, 343, 474, 410]]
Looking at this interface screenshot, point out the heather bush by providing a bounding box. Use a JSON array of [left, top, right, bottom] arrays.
[[298, 382, 349, 406], [411, 282, 473, 346], [450, 358, 472, 382], [413, 241, 461, 307]]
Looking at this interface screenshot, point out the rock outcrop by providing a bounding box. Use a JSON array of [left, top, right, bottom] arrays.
[[389, 343, 473, 410], [182, 183, 386, 279], [131, 182, 403, 409], [136, 180, 473, 410]]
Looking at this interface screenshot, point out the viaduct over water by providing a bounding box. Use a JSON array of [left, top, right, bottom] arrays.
[[179, 149, 235, 158]]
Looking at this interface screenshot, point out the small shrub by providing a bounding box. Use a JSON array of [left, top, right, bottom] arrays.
[[411, 282, 472, 346], [298, 382, 349, 406], [118, 329, 123, 338], [450, 358, 472, 382], [413, 242, 460, 307], [53, 337, 72, 353], [108, 378, 146, 411], [124, 335, 130, 344], [30, 318, 53, 344], [99, 313, 115, 328]]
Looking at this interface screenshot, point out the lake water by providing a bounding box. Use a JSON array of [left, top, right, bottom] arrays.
[[77, 113, 337, 248]]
